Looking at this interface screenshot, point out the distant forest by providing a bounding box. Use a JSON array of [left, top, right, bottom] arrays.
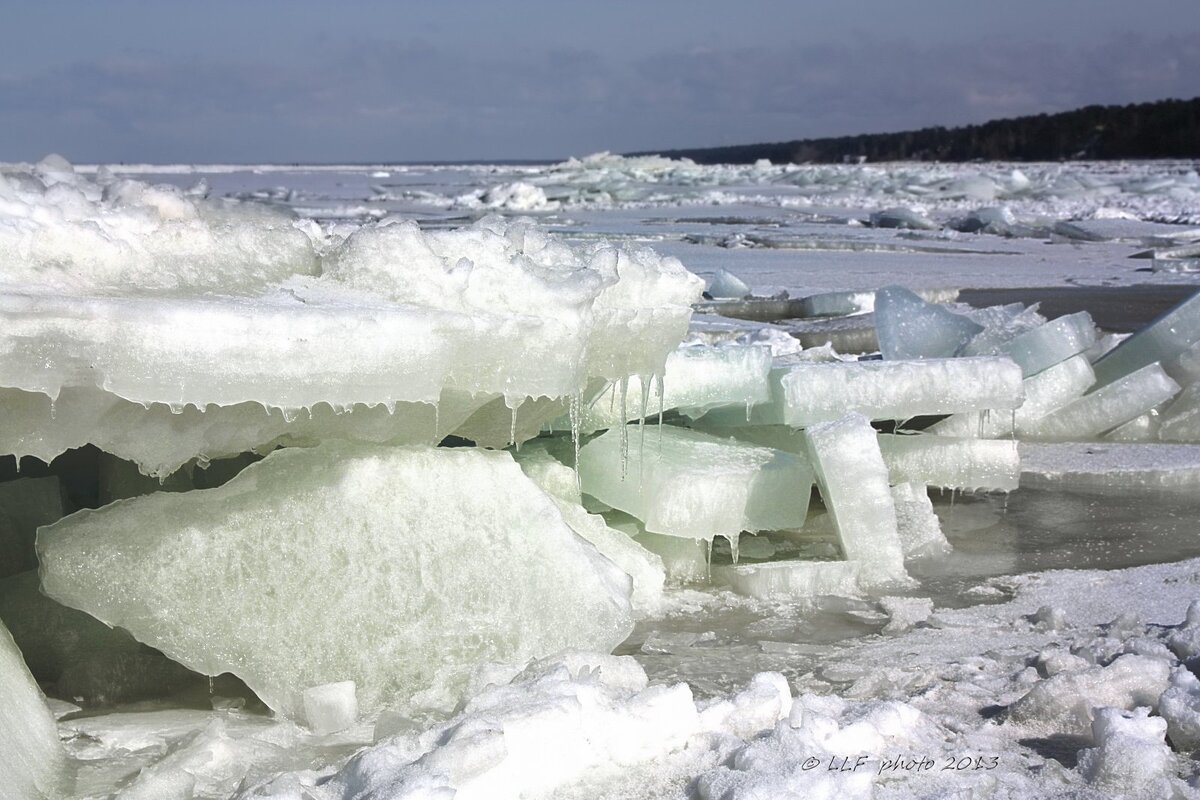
[[633, 97, 1200, 164]]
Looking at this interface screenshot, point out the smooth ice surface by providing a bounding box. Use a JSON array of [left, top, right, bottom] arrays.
[[874, 285, 982, 360], [1093, 288, 1200, 388], [1020, 442, 1200, 489], [994, 311, 1097, 377], [0, 475, 64, 578], [877, 433, 1020, 492], [38, 443, 634, 718], [779, 357, 1023, 427], [578, 426, 811, 542], [0, 617, 65, 800], [929, 353, 1096, 439], [1021, 363, 1180, 441], [804, 413, 910, 587]]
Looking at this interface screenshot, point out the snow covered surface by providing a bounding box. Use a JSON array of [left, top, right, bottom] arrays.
[[4, 154, 1200, 798]]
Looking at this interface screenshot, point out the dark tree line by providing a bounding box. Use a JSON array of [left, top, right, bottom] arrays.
[[632, 97, 1200, 164]]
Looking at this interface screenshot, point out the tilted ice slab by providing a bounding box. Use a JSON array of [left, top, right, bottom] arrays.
[[577, 426, 812, 544], [874, 286, 982, 360], [804, 413, 911, 587], [0, 618, 66, 800], [993, 312, 1097, 378], [1092, 288, 1200, 388], [1021, 363, 1180, 441], [1159, 382, 1200, 443], [779, 357, 1024, 427], [572, 343, 772, 433], [38, 443, 634, 719], [877, 434, 1019, 492], [929, 354, 1095, 440], [1019, 442, 1200, 490]]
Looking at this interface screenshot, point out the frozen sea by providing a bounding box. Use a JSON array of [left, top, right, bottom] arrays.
[[7, 153, 1200, 799]]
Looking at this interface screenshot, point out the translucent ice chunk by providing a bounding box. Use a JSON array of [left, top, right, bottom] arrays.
[[874, 286, 982, 360], [1105, 411, 1163, 442], [869, 207, 938, 230], [1021, 363, 1180, 441], [0, 617, 66, 800], [1092, 287, 1200, 388], [0, 476, 66, 578], [302, 681, 358, 735], [779, 357, 1023, 427], [715, 561, 862, 600], [575, 344, 772, 432], [1163, 340, 1200, 387], [578, 426, 812, 541], [877, 434, 1019, 492], [929, 354, 1095, 439], [891, 482, 950, 560], [804, 413, 911, 587], [996, 312, 1097, 377], [705, 269, 751, 299], [38, 443, 634, 718], [1158, 382, 1200, 443], [607, 515, 710, 586]]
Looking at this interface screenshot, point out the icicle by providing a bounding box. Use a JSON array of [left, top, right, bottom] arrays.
[[728, 532, 741, 564], [745, 398, 752, 423], [619, 376, 629, 479], [704, 537, 714, 580], [1009, 409, 1016, 440], [570, 391, 582, 493], [281, 407, 298, 424], [433, 401, 441, 440], [48, 398, 56, 421], [655, 373, 665, 454], [208, 676, 214, 696]]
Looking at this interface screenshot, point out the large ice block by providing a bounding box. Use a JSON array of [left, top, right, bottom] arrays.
[[929, 354, 1095, 439], [804, 413, 910, 586], [575, 344, 772, 432], [1093, 287, 1200, 388], [874, 285, 982, 360], [577, 426, 812, 542], [1020, 442, 1200, 490], [995, 312, 1097, 377], [0, 617, 66, 800], [877, 434, 1019, 492], [0, 476, 66, 578], [779, 357, 1023, 427], [38, 443, 634, 718], [1021, 363, 1180, 441], [0, 215, 702, 419]]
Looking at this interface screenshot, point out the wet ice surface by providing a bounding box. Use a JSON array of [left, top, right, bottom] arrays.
[[7, 155, 1200, 798], [624, 485, 1200, 698]]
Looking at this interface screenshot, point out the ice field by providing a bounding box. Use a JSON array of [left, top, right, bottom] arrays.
[[3, 153, 1200, 798]]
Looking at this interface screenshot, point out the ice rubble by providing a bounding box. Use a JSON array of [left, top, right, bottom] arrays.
[[38, 444, 635, 720]]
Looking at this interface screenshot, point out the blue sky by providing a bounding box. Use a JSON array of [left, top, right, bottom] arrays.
[[2, 1, 1196, 163]]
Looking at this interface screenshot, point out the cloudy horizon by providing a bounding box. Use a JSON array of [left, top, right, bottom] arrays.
[[3, 0, 1197, 164]]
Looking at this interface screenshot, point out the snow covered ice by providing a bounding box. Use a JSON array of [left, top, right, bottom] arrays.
[[6, 153, 1200, 798]]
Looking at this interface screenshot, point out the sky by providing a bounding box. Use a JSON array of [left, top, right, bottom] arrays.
[[1, 1, 1197, 164]]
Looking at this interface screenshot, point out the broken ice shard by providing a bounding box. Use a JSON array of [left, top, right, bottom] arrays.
[[779, 357, 1023, 427], [0, 617, 66, 800], [995, 312, 1097, 377], [577, 426, 811, 541], [874, 285, 982, 360], [804, 413, 911, 587], [891, 482, 951, 560], [1021, 363, 1180, 441], [1092, 288, 1200, 388], [38, 443, 634, 719]]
